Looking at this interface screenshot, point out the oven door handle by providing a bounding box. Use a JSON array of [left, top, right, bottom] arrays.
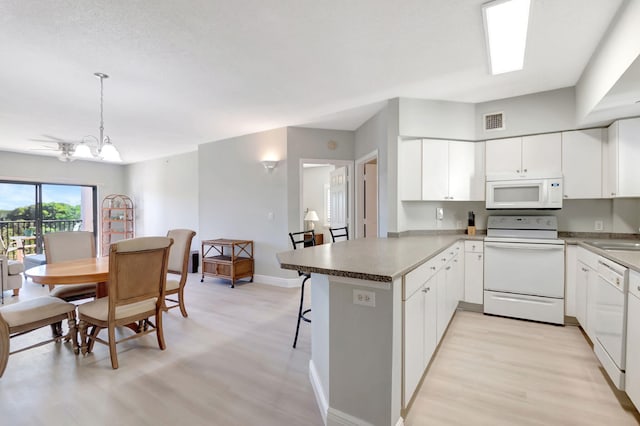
[[484, 242, 564, 251]]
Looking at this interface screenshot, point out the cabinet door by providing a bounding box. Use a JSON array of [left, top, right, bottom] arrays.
[[464, 251, 484, 304], [421, 139, 449, 200], [575, 261, 589, 329], [436, 270, 447, 343], [562, 129, 603, 199], [423, 279, 438, 364], [617, 118, 640, 197], [605, 121, 618, 198], [626, 292, 640, 409], [522, 133, 562, 175], [485, 137, 522, 175], [399, 139, 422, 201], [448, 141, 484, 201], [403, 288, 425, 401], [585, 267, 598, 342], [565, 245, 577, 317]]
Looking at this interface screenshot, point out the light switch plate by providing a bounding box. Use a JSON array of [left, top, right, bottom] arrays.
[[436, 207, 444, 220]]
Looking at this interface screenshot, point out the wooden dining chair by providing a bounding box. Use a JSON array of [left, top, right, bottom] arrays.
[[78, 236, 173, 369], [288, 230, 315, 348], [165, 229, 196, 317], [44, 232, 98, 301], [0, 296, 78, 377]]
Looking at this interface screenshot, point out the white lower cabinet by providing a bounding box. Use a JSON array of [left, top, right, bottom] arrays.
[[402, 243, 464, 409], [626, 271, 640, 409], [576, 247, 599, 342], [464, 241, 483, 304]]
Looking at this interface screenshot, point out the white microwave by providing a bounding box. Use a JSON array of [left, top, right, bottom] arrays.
[[486, 175, 563, 209]]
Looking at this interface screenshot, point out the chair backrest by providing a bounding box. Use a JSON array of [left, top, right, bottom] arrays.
[[166, 229, 196, 275], [289, 230, 315, 250], [108, 237, 173, 310], [44, 232, 96, 263], [329, 226, 349, 242]]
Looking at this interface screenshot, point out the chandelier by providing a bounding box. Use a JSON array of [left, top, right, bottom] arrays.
[[72, 72, 122, 162]]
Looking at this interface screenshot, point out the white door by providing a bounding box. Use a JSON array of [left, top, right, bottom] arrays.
[[522, 133, 562, 175], [421, 139, 449, 200], [485, 137, 522, 175], [364, 162, 378, 238], [330, 166, 348, 228], [562, 129, 603, 199]]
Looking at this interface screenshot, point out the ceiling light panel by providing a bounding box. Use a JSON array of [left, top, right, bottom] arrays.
[[483, 0, 531, 75]]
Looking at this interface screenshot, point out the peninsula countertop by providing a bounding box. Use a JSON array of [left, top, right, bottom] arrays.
[[277, 235, 481, 282]]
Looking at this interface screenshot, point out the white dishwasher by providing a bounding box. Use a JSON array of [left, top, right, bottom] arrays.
[[484, 216, 565, 325]]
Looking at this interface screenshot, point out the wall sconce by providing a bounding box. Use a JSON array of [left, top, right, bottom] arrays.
[[261, 160, 278, 173]]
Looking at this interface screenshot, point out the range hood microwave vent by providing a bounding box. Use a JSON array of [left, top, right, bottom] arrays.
[[484, 112, 504, 131]]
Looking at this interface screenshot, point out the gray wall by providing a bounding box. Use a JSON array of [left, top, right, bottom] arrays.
[[399, 98, 476, 140], [286, 127, 355, 236], [355, 105, 390, 237], [198, 128, 290, 278], [126, 151, 199, 249]]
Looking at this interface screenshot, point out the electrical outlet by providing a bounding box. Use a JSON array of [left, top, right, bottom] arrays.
[[436, 207, 444, 221], [456, 220, 463, 228], [594, 220, 604, 231], [353, 289, 376, 307]]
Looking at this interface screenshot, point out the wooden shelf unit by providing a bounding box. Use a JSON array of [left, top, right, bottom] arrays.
[[201, 239, 254, 288], [101, 194, 134, 255]]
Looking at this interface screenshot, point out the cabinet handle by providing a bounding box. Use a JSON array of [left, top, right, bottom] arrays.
[[524, 169, 527, 173], [581, 267, 588, 272], [445, 266, 451, 270], [430, 266, 436, 270], [422, 287, 430, 293], [637, 286, 640, 292], [611, 192, 616, 196], [441, 258, 447, 262], [449, 196, 454, 200], [454, 259, 458, 263], [516, 169, 520, 173], [472, 245, 476, 250], [478, 254, 482, 260], [563, 195, 568, 198]]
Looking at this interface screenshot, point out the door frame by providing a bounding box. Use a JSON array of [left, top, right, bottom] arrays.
[[299, 158, 354, 235], [355, 150, 379, 238]]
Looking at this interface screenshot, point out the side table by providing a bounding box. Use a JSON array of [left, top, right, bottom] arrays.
[[201, 239, 254, 288]]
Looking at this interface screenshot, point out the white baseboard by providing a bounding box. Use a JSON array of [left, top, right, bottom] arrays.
[[395, 416, 405, 426], [327, 408, 375, 426], [309, 359, 329, 425], [253, 274, 302, 288]]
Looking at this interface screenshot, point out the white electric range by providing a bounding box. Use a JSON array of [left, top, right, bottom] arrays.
[[483, 215, 565, 325]]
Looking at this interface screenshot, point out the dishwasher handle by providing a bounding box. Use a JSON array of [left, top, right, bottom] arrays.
[[484, 242, 565, 251]]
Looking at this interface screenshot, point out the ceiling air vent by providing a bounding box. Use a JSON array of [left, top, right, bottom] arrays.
[[484, 112, 505, 131]]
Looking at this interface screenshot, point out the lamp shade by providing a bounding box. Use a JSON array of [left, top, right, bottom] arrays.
[[100, 142, 122, 162], [304, 210, 319, 222]]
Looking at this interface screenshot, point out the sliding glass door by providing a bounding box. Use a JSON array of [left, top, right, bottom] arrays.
[[0, 181, 96, 259]]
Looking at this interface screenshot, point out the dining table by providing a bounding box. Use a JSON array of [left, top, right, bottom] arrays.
[[25, 256, 110, 298]]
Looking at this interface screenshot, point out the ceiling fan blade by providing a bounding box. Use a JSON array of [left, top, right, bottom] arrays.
[[41, 134, 70, 142]]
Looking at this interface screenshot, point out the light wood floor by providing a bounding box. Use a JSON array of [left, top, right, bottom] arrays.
[[1, 278, 639, 425]]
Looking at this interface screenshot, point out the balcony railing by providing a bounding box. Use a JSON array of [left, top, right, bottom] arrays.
[[0, 220, 83, 259]]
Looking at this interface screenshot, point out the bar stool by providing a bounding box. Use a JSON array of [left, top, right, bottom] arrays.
[[288, 230, 316, 348], [329, 225, 349, 242]]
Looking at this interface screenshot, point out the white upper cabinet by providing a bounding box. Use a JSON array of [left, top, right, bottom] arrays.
[[605, 118, 640, 198], [399, 138, 485, 201], [399, 139, 422, 201], [448, 141, 485, 201], [422, 139, 449, 200], [486, 133, 561, 177], [562, 129, 604, 199]]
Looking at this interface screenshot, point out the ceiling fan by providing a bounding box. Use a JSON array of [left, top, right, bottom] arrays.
[[29, 134, 84, 162], [28, 73, 122, 162]]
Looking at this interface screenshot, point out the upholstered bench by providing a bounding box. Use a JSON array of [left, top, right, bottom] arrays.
[[23, 254, 46, 271]]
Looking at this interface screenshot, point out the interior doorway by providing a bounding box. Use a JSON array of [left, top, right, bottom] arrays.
[[356, 151, 378, 238], [299, 159, 354, 244]]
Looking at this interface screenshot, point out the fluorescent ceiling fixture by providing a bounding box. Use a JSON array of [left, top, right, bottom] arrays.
[[483, 0, 531, 75]]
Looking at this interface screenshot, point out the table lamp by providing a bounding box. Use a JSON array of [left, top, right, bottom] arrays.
[[304, 210, 320, 230]]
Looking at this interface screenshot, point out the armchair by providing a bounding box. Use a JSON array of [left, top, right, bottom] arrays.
[[1, 255, 23, 304]]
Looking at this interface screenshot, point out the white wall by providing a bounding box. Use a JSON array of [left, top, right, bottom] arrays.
[[576, 0, 640, 123], [126, 151, 199, 249], [198, 128, 290, 279], [302, 165, 332, 241]]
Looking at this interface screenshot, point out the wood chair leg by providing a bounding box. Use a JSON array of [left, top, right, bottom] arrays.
[[178, 288, 188, 318], [0, 321, 9, 378], [12, 288, 19, 297], [88, 326, 100, 353], [156, 311, 166, 350], [108, 326, 118, 369]]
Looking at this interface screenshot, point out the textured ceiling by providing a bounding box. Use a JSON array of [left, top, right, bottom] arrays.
[[0, 0, 625, 163]]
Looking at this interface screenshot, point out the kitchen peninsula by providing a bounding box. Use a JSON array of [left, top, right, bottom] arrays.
[[277, 235, 477, 426]]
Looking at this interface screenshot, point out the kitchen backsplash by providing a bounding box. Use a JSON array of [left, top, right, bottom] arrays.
[[400, 198, 640, 234]]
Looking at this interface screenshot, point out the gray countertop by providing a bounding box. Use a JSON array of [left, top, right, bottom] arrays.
[[277, 234, 482, 282], [277, 233, 640, 283]]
